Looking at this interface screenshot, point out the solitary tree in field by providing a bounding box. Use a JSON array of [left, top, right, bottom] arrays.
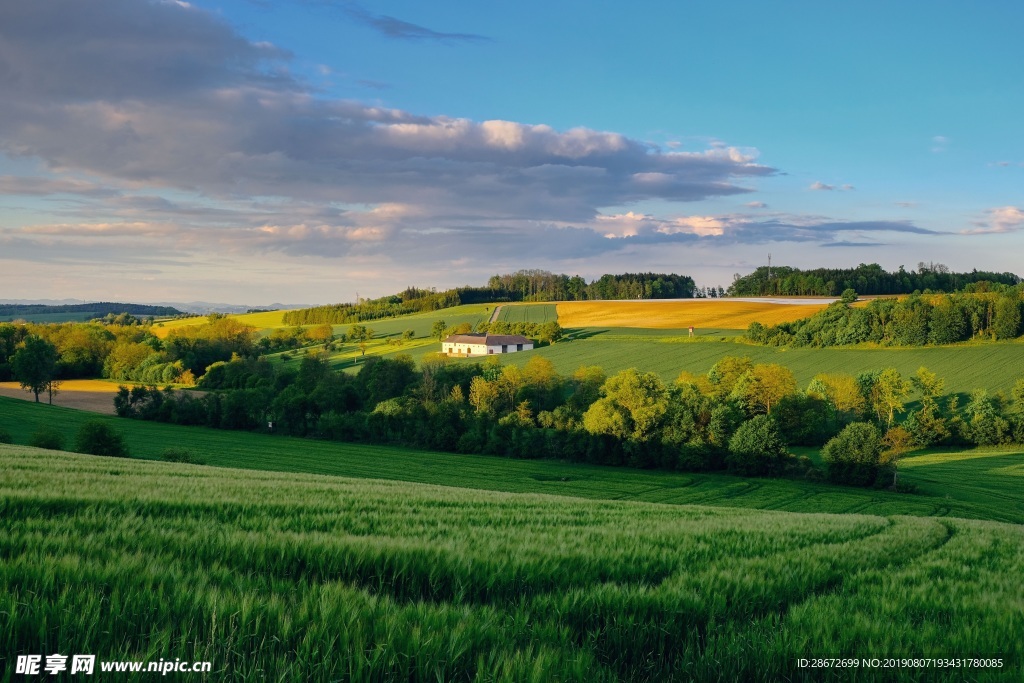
[[431, 320, 448, 341], [307, 324, 334, 347], [12, 336, 59, 403]]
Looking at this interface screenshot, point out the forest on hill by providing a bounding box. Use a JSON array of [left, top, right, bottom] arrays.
[[729, 262, 1019, 297], [0, 302, 183, 321], [282, 271, 699, 325], [747, 289, 1024, 347]]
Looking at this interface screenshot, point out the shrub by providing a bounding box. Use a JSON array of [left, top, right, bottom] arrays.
[[75, 421, 130, 458], [0, 429, 13, 444], [726, 415, 789, 476], [821, 422, 883, 486], [29, 427, 64, 450], [161, 447, 205, 465]]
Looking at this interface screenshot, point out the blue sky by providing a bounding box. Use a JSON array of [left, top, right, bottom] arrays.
[[1, 0, 1022, 303]]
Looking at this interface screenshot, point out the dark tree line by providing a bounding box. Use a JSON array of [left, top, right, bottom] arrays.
[[0, 315, 259, 388], [747, 291, 1024, 347], [0, 302, 182, 320], [485, 270, 696, 301], [282, 289, 463, 326], [729, 262, 1019, 297], [114, 346, 1024, 489]]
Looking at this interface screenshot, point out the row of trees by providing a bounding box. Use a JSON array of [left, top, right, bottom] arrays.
[[114, 345, 1024, 488], [283, 271, 699, 326], [0, 302, 182, 320], [0, 315, 263, 394], [747, 291, 1024, 347], [282, 289, 463, 326], [485, 271, 697, 301], [729, 262, 1019, 297]]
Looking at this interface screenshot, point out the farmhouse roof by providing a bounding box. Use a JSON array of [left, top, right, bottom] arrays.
[[484, 334, 532, 345], [443, 333, 532, 345]]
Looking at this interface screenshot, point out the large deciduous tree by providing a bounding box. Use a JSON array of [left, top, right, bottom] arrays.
[[869, 368, 911, 427], [822, 422, 885, 486], [730, 363, 796, 414], [582, 369, 668, 442], [12, 336, 59, 403]]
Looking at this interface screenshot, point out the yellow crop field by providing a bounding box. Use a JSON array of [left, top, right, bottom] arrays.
[[151, 310, 288, 338], [230, 310, 288, 328], [556, 300, 846, 329], [0, 379, 130, 393], [151, 316, 206, 338]]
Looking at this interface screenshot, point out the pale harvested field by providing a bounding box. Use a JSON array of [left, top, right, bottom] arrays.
[[556, 299, 847, 329], [0, 380, 126, 414]]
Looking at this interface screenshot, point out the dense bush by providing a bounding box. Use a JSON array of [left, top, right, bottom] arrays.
[[28, 427, 64, 450], [822, 422, 883, 486], [161, 447, 204, 465], [75, 421, 130, 458], [726, 415, 789, 476], [0, 429, 12, 444]]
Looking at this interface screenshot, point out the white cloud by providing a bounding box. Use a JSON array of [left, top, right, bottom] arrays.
[[810, 181, 855, 192], [962, 206, 1024, 234]]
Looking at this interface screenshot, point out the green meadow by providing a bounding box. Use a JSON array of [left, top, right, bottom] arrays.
[[496, 303, 559, 323], [2, 444, 1021, 681], [493, 330, 1024, 395], [246, 302, 1024, 396]]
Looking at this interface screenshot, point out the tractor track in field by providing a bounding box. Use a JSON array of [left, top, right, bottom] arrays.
[[689, 518, 957, 660]]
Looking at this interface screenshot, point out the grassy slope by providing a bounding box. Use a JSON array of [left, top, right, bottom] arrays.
[[2, 445, 1021, 681], [488, 332, 1024, 394], [497, 303, 558, 323], [3, 396, 1022, 525]]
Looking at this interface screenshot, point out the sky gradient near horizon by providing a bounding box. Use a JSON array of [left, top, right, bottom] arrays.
[[1, 0, 1022, 304]]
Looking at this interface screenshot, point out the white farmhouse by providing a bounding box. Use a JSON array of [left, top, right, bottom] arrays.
[[441, 333, 534, 356]]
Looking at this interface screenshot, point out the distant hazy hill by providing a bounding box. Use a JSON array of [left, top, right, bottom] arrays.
[[0, 302, 183, 322], [0, 299, 314, 316]]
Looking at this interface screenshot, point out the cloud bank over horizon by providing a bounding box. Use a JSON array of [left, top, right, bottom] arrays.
[[0, 0, 1017, 303]]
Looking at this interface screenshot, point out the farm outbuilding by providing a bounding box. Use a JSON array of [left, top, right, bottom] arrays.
[[442, 333, 533, 356]]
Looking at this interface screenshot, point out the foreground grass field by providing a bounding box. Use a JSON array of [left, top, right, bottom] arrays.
[[1, 445, 1021, 681], [3, 397, 1023, 525]]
